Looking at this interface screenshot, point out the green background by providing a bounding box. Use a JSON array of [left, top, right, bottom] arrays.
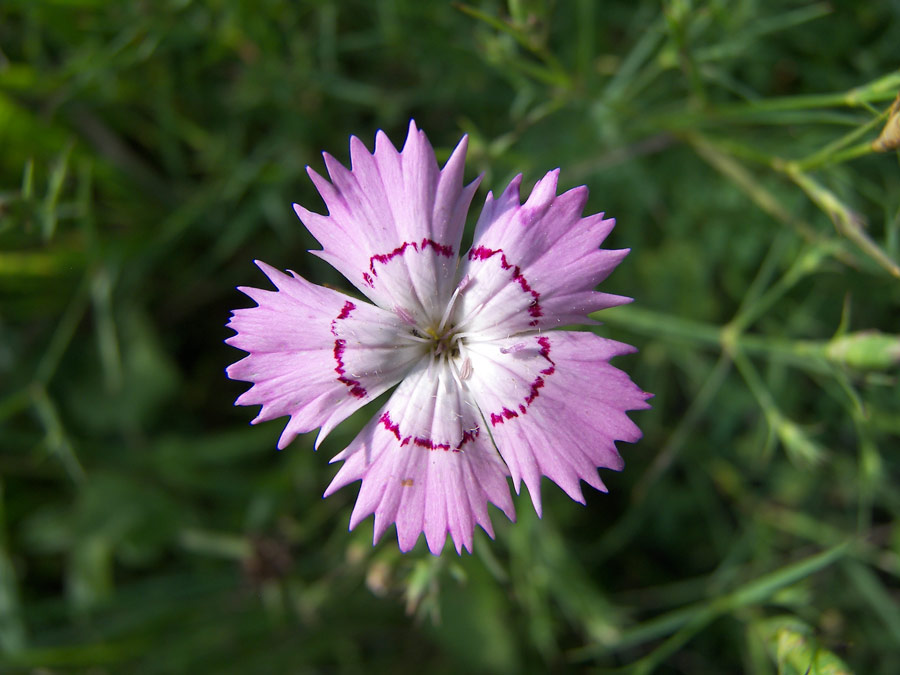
[[1, 1, 899, 672]]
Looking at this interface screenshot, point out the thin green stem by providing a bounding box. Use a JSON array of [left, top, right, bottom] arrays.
[[602, 16, 665, 104], [595, 305, 832, 374], [733, 351, 825, 466], [795, 108, 888, 171], [454, 3, 572, 88], [686, 133, 849, 259], [729, 240, 838, 335], [784, 165, 900, 278], [29, 384, 85, 483], [572, 544, 849, 666], [731, 230, 793, 322]]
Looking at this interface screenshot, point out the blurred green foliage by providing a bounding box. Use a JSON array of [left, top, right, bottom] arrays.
[[1, 0, 899, 672]]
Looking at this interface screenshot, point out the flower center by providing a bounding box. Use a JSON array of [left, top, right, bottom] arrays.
[[421, 324, 461, 358], [403, 320, 472, 382], [397, 274, 474, 381]]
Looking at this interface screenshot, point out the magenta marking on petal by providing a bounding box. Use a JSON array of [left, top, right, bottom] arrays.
[[467, 246, 495, 263], [537, 336, 551, 354], [379, 411, 404, 442], [369, 241, 415, 273], [467, 245, 543, 323], [330, 301, 357, 337], [336, 301, 355, 320], [489, 336, 556, 427], [330, 302, 366, 398], [457, 427, 479, 450], [378, 411, 477, 453], [523, 377, 545, 405], [333, 339, 366, 398], [490, 407, 519, 425], [365, 238, 455, 283], [421, 238, 454, 258], [414, 436, 451, 451]]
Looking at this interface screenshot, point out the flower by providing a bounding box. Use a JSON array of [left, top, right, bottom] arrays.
[[226, 121, 651, 555]]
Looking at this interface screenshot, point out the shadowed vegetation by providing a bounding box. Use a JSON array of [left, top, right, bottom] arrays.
[[1, 1, 898, 672]]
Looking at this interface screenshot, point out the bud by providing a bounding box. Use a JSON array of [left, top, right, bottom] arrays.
[[826, 331, 900, 370], [775, 415, 825, 467], [872, 93, 900, 152]]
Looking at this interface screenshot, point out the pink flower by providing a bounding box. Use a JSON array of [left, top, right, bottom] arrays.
[[226, 121, 650, 555]]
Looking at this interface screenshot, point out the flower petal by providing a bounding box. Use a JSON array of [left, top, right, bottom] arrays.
[[464, 331, 651, 516], [454, 171, 629, 339], [325, 359, 515, 555], [293, 120, 482, 325], [226, 261, 422, 449]]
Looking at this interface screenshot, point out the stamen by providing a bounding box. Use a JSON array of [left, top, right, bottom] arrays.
[[446, 299, 488, 334], [396, 331, 430, 344], [437, 274, 471, 334], [500, 342, 529, 354], [457, 356, 473, 381], [449, 330, 480, 344], [447, 355, 466, 392]]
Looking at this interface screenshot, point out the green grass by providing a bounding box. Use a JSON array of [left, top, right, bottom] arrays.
[[1, 1, 899, 672]]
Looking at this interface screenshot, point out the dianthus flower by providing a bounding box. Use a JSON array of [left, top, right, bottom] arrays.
[[226, 121, 650, 554]]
